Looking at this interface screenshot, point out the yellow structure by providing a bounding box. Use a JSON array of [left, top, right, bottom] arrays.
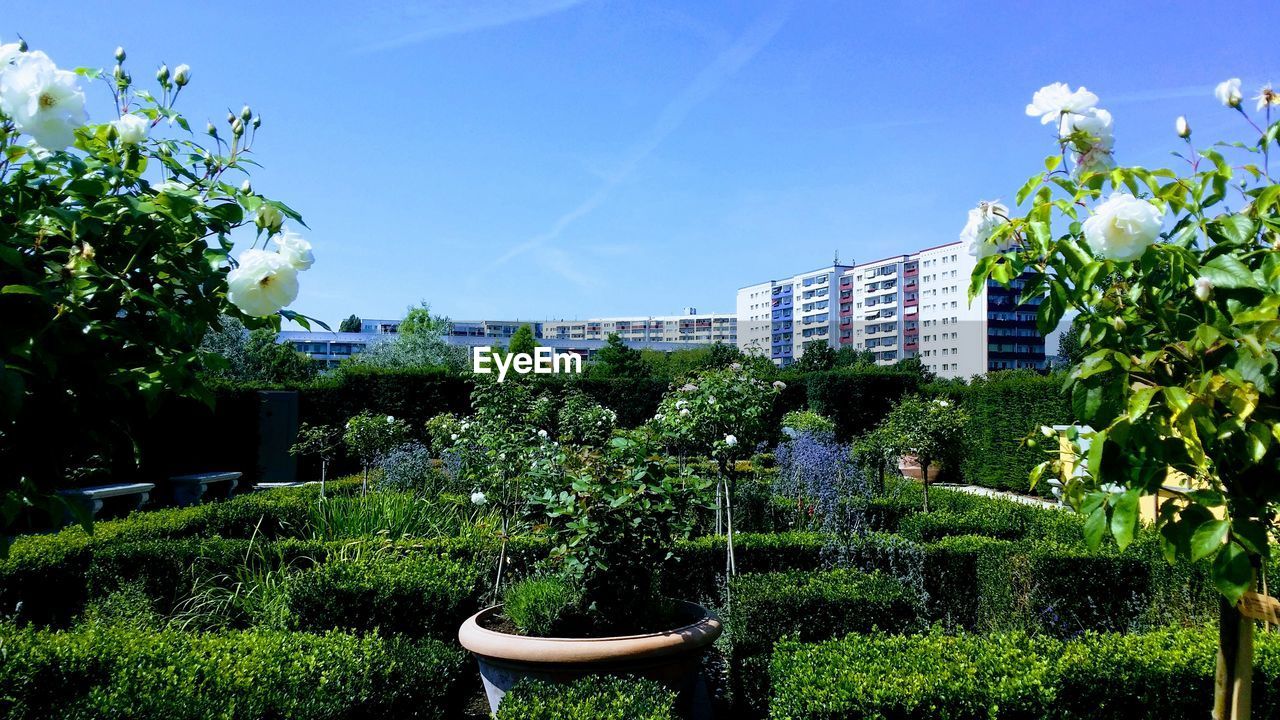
[[1053, 425, 1220, 524]]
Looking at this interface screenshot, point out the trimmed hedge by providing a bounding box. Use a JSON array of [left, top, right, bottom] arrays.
[[285, 552, 478, 638], [769, 627, 1278, 719], [802, 368, 922, 440], [954, 370, 1073, 493], [728, 569, 920, 715], [667, 532, 828, 604], [496, 676, 677, 720], [0, 623, 468, 719]]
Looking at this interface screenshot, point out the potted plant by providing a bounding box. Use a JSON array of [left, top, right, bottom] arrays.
[[457, 432, 718, 718]]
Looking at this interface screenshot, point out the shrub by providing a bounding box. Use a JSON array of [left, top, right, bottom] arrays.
[[669, 532, 828, 604], [496, 676, 677, 720], [729, 569, 920, 715], [284, 550, 477, 639], [803, 368, 922, 440], [0, 624, 468, 719], [955, 370, 1072, 493], [768, 627, 1280, 720], [503, 576, 580, 637], [375, 441, 450, 495]]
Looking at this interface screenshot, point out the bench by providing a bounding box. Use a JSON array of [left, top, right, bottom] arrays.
[[59, 482, 154, 523], [170, 471, 242, 506]]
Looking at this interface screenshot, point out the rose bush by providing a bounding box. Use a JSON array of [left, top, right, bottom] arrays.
[[970, 79, 1280, 718], [0, 40, 317, 542]]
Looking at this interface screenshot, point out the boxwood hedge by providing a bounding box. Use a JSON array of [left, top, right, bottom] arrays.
[[496, 676, 677, 720]]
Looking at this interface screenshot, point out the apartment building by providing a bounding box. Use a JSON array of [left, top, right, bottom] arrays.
[[541, 308, 736, 345], [739, 245, 1044, 377], [735, 263, 853, 366]]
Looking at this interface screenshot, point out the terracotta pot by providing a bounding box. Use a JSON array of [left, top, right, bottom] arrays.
[[457, 601, 722, 718]]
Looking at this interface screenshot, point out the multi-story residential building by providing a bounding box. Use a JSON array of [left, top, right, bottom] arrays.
[[740, 246, 1044, 377], [736, 264, 853, 366], [541, 308, 735, 345]]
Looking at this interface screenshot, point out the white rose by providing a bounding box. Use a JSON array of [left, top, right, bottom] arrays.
[[0, 41, 23, 68], [112, 113, 148, 145], [1215, 78, 1243, 108], [680, 383, 698, 392], [226, 249, 299, 317], [961, 200, 1011, 258], [1257, 84, 1280, 112], [1025, 82, 1098, 125], [654, 413, 664, 421], [729, 362, 742, 371], [470, 491, 487, 506], [1175, 116, 1191, 139], [386, 415, 395, 423], [0, 51, 87, 149], [255, 203, 284, 234], [450, 433, 459, 441], [1040, 425, 1056, 438], [272, 228, 314, 271], [675, 399, 687, 409], [1194, 277, 1214, 302], [537, 429, 548, 438], [1073, 145, 1115, 176], [1082, 193, 1163, 262], [679, 408, 690, 417], [772, 381, 787, 390], [1059, 107, 1113, 150], [724, 434, 738, 447]]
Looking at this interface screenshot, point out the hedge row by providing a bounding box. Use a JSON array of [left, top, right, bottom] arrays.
[[496, 676, 677, 720], [0, 624, 468, 720], [769, 627, 1280, 719], [727, 569, 920, 714]]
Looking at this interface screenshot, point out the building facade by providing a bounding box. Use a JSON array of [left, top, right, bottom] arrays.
[[738, 244, 1044, 377], [541, 308, 735, 345], [735, 264, 853, 366]]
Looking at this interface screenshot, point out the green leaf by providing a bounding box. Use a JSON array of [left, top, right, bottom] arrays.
[[1127, 386, 1159, 422], [1110, 490, 1140, 550], [1083, 505, 1106, 551], [1213, 541, 1254, 604], [0, 285, 41, 296], [1190, 519, 1229, 562], [1200, 255, 1258, 289]]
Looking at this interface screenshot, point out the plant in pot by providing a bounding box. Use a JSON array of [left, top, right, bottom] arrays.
[[457, 432, 718, 718]]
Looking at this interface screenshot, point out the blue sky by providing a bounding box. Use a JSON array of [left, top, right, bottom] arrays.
[[10, 1, 1278, 327]]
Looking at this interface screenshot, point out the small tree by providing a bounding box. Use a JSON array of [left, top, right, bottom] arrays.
[[967, 79, 1280, 718], [338, 315, 362, 333], [792, 341, 837, 372], [290, 423, 340, 497], [507, 323, 538, 357], [592, 333, 649, 379], [878, 395, 967, 512], [342, 412, 411, 493], [348, 301, 464, 370]]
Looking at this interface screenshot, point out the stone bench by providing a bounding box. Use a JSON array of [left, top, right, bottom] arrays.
[[170, 471, 242, 506], [59, 482, 154, 523]]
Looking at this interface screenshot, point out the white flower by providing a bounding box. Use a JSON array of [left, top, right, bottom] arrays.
[[961, 200, 1012, 258], [386, 415, 395, 423], [724, 434, 738, 447], [1256, 84, 1280, 112], [680, 383, 698, 392], [935, 399, 950, 408], [679, 408, 690, 417], [1040, 425, 1056, 437], [654, 413, 664, 421], [0, 41, 23, 68], [1215, 78, 1243, 108], [537, 429, 548, 438], [675, 399, 687, 409], [1194, 277, 1214, 302], [1175, 116, 1191, 139], [0, 51, 87, 149], [1025, 82, 1098, 125], [173, 64, 190, 86], [255, 203, 284, 234], [729, 362, 742, 371], [226, 249, 299, 317], [272, 228, 314, 271], [1082, 193, 1163, 262], [111, 113, 148, 145], [772, 381, 787, 390], [707, 396, 716, 405], [1059, 107, 1113, 150], [470, 491, 487, 506], [450, 433, 459, 441], [1073, 145, 1115, 176]]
